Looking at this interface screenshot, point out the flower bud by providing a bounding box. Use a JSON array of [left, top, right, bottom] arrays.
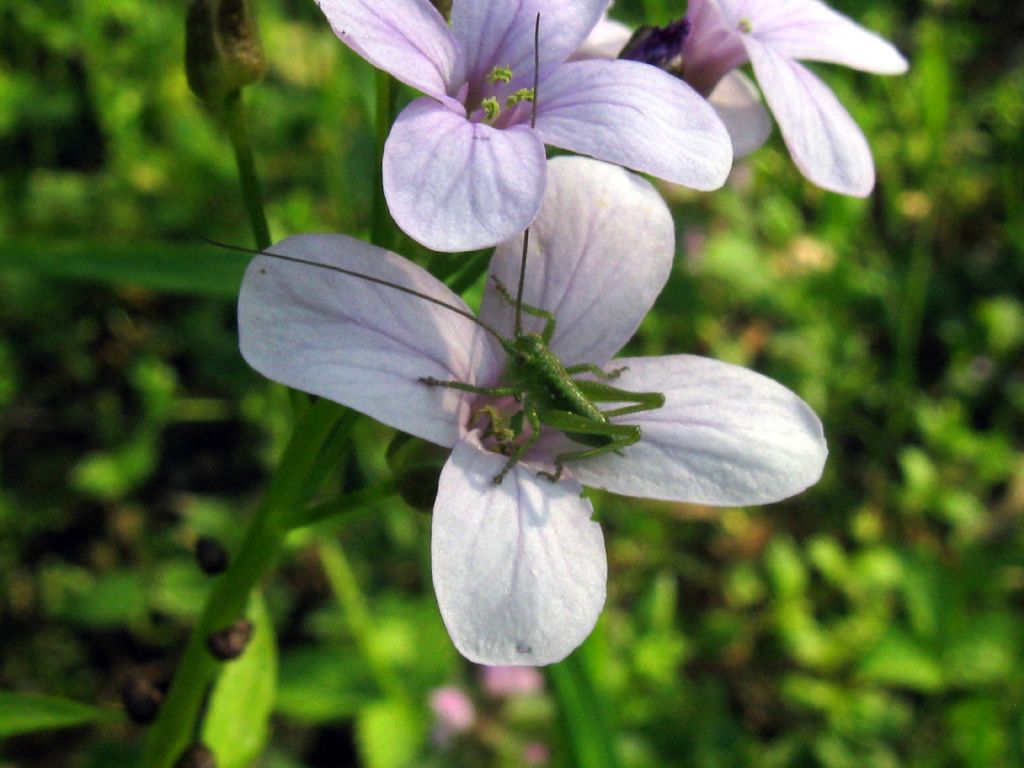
[[386, 433, 448, 513], [185, 0, 266, 106], [206, 619, 253, 660], [119, 674, 164, 724], [174, 743, 217, 768], [195, 536, 229, 575], [619, 18, 691, 73]]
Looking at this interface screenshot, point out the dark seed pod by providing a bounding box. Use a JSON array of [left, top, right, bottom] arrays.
[[174, 743, 217, 768], [186, 0, 266, 106], [206, 619, 254, 660], [195, 536, 229, 575], [119, 675, 164, 724]]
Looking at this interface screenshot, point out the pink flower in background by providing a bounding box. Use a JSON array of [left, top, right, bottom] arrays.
[[238, 157, 826, 665], [314, 0, 732, 251], [429, 687, 476, 744], [480, 665, 545, 697], [580, 0, 908, 194]]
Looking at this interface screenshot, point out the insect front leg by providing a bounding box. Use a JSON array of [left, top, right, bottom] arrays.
[[491, 403, 543, 485], [534, 409, 642, 482], [491, 277, 557, 342], [419, 377, 519, 398]]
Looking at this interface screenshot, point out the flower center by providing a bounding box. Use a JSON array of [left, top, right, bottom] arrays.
[[466, 65, 536, 127]]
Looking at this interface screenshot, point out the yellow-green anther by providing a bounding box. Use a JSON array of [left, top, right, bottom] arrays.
[[186, 0, 266, 106], [429, 0, 453, 21], [507, 88, 535, 106], [481, 96, 501, 122], [487, 65, 514, 84], [737, 18, 753, 34]]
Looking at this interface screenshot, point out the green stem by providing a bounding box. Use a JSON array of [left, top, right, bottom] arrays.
[[292, 479, 397, 529], [142, 399, 348, 768], [372, 71, 395, 249], [223, 92, 272, 251], [318, 539, 407, 700], [547, 650, 620, 768]]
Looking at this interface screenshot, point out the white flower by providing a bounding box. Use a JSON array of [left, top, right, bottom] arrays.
[[238, 156, 827, 665]]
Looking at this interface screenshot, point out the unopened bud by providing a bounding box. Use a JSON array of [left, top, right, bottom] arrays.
[[387, 433, 448, 512], [195, 536, 229, 575], [174, 743, 217, 768], [186, 0, 266, 106], [206, 619, 253, 660], [119, 674, 164, 724], [619, 18, 691, 73]]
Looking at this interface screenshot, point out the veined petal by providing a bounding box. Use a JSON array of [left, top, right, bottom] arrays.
[[745, 39, 874, 195], [717, 0, 908, 74], [451, 0, 606, 86], [432, 436, 607, 666], [315, 0, 459, 101], [535, 59, 732, 191], [383, 98, 547, 252], [568, 355, 827, 505], [481, 156, 674, 368], [681, 0, 749, 95], [708, 71, 772, 158], [571, 13, 632, 60], [238, 234, 502, 448]]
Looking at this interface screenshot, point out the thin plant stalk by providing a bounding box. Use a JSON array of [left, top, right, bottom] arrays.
[[142, 399, 350, 768]]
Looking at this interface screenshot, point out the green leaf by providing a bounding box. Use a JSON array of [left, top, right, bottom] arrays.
[[857, 630, 945, 692], [0, 240, 250, 298], [0, 692, 123, 737], [202, 592, 278, 768], [355, 698, 425, 768]]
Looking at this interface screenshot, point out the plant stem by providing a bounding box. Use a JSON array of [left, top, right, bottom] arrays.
[[547, 649, 620, 768], [142, 399, 348, 768], [318, 539, 408, 700], [223, 91, 272, 251], [372, 70, 395, 250]]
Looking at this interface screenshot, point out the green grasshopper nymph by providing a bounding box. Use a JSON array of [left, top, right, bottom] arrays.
[[419, 276, 664, 485]]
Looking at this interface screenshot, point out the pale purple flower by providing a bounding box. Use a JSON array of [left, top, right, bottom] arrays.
[[580, 0, 908, 194], [429, 686, 476, 744], [238, 156, 827, 665], [314, 0, 732, 252], [480, 665, 544, 697]]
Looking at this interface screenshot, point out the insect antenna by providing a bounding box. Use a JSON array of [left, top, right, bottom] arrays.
[[202, 236, 508, 343], [513, 12, 542, 337]]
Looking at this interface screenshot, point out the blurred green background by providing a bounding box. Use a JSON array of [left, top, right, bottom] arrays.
[[1, 0, 1022, 766]]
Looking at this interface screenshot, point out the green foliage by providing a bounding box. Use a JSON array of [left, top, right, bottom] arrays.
[[0, 693, 123, 738], [0, 0, 1021, 766]]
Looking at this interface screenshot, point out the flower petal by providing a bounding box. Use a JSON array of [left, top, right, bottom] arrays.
[[480, 156, 674, 367], [717, 0, 908, 74], [535, 59, 732, 191], [315, 0, 458, 102], [238, 234, 501, 447], [571, 13, 632, 60], [744, 39, 874, 195], [681, 0, 749, 95], [383, 98, 547, 252], [451, 0, 607, 86], [708, 70, 772, 158], [567, 355, 827, 505], [432, 435, 607, 666]]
